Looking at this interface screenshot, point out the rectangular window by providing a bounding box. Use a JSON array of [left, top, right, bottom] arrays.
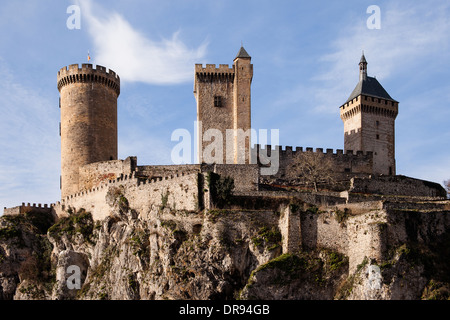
[[214, 96, 222, 107], [376, 134, 380, 140]]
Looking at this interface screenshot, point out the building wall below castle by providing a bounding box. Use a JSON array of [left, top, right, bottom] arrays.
[[213, 164, 259, 192], [350, 175, 447, 198], [59, 172, 200, 221]]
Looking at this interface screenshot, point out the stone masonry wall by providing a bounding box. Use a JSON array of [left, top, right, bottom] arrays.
[[56, 172, 200, 221], [58, 64, 120, 198], [253, 145, 373, 181], [213, 164, 259, 192], [78, 157, 137, 192], [350, 175, 447, 198], [3, 203, 53, 217]]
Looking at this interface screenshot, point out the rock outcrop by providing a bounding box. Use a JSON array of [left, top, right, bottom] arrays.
[[1, 196, 449, 300]]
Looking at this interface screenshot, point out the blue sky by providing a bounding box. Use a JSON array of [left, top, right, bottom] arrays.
[[1, 0, 449, 211]]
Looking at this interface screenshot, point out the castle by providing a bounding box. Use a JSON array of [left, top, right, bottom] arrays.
[[3, 47, 449, 274]]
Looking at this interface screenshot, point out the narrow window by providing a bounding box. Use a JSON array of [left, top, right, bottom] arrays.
[[376, 120, 379, 126], [376, 134, 380, 140], [214, 96, 222, 107]]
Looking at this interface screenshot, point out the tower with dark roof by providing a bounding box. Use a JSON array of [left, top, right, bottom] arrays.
[[340, 53, 399, 175], [194, 46, 253, 164]]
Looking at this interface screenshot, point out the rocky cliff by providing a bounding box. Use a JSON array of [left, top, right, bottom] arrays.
[[1, 196, 449, 300]]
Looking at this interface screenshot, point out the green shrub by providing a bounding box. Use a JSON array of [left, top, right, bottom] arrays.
[[207, 172, 235, 209], [48, 209, 95, 243]]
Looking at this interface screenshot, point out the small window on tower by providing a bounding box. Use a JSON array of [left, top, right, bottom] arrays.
[[376, 134, 380, 140], [214, 96, 222, 107], [376, 120, 379, 126]]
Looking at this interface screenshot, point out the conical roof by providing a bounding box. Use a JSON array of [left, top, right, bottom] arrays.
[[346, 76, 396, 103], [360, 53, 367, 64], [345, 53, 397, 104], [234, 46, 251, 60]]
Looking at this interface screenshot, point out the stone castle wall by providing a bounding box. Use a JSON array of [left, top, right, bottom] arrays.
[[281, 199, 450, 273], [78, 157, 137, 193], [54, 171, 200, 221], [3, 203, 53, 217], [252, 144, 374, 181], [350, 175, 447, 198]]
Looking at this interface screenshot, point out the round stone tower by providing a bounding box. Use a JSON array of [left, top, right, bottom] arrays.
[[57, 64, 120, 198]]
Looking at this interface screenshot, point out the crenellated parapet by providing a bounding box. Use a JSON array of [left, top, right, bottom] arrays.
[[252, 144, 373, 159], [252, 144, 374, 178], [57, 64, 120, 95], [194, 64, 235, 82], [3, 202, 53, 216], [340, 95, 398, 121], [61, 169, 195, 201]]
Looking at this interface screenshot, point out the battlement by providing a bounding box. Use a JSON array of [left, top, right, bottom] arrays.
[[252, 144, 374, 180], [54, 168, 202, 221], [252, 145, 373, 159], [63, 172, 138, 202], [57, 63, 120, 95], [62, 169, 198, 203], [3, 202, 53, 216], [195, 63, 235, 81], [340, 95, 398, 120]]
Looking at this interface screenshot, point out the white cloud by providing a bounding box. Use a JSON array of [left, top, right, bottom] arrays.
[[302, 1, 450, 113], [77, 0, 208, 85]]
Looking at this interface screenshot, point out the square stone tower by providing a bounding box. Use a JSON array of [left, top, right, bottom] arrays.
[[194, 47, 253, 164], [340, 53, 399, 175]]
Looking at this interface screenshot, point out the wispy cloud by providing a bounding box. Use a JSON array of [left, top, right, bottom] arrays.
[[280, 1, 450, 114], [77, 0, 208, 85]]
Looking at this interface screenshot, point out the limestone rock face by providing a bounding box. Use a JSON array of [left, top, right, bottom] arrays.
[[1, 203, 449, 300], [52, 250, 89, 300]]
